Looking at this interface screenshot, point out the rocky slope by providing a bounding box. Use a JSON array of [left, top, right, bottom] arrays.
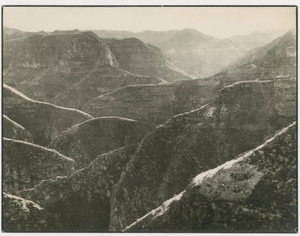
[[124, 122, 297, 232], [104, 37, 191, 81], [3, 192, 47, 232], [3, 115, 33, 142], [3, 28, 187, 109], [108, 79, 296, 230], [3, 138, 76, 194], [3, 84, 93, 146], [17, 145, 137, 231], [49, 117, 155, 167], [82, 79, 220, 124]]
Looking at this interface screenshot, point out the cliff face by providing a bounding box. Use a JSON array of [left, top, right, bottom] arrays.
[[49, 117, 155, 167], [3, 138, 76, 194], [108, 79, 296, 230], [125, 123, 297, 232], [17, 145, 137, 231], [3, 193, 47, 232], [3, 84, 93, 146], [104, 38, 191, 82], [3, 115, 33, 142], [82, 79, 220, 124]]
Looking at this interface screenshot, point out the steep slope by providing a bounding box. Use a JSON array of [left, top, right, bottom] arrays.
[[17, 145, 138, 231], [49, 117, 155, 167], [125, 122, 297, 232], [108, 79, 296, 230], [3, 193, 47, 232], [104, 37, 191, 81], [3, 29, 181, 109], [82, 79, 220, 124], [3, 115, 33, 142], [3, 84, 93, 146], [3, 138, 76, 194]]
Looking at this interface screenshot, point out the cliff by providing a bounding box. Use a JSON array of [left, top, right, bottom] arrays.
[[3, 84, 93, 146], [49, 117, 155, 167], [3, 138, 76, 194]]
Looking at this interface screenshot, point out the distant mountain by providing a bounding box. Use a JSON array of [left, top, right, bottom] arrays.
[[49, 117, 155, 167], [3, 84, 93, 146], [230, 29, 289, 50], [95, 28, 248, 77], [16, 79, 296, 231], [3, 115, 33, 142], [3, 138, 76, 194], [3, 26, 48, 41], [124, 122, 297, 232], [3, 28, 188, 109]]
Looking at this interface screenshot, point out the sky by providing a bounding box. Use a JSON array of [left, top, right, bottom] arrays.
[[3, 7, 296, 38]]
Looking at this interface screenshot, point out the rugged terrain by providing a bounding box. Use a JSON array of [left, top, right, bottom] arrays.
[[49, 117, 155, 167], [124, 122, 297, 232], [3, 84, 93, 146], [3, 115, 33, 142]]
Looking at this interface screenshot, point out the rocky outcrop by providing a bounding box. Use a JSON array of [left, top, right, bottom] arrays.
[[49, 117, 155, 167], [108, 79, 296, 230], [3, 84, 93, 146], [3, 138, 76, 194], [17, 145, 137, 231], [3, 115, 33, 142], [3, 192, 47, 232], [82, 79, 221, 124], [104, 38, 191, 82], [124, 122, 297, 232]]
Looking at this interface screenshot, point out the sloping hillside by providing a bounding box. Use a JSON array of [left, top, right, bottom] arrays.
[[124, 122, 297, 232], [3, 138, 76, 194], [3, 84, 93, 146], [49, 117, 155, 167], [3, 115, 33, 142]]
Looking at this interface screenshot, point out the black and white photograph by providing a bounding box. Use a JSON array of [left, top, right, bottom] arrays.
[[1, 4, 297, 233]]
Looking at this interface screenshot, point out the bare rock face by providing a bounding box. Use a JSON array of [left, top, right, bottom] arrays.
[[3, 84, 93, 146], [82, 79, 221, 124], [17, 145, 137, 231], [108, 79, 296, 230], [49, 117, 155, 167], [3, 138, 76, 194], [3, 192, 47, 232], [124, 123, 297, 232], [3, 115, 33, 142], [104, 38, 191, 82]]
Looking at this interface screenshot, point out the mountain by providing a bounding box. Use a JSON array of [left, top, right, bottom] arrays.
[[107, 79, 296, 230], [82, 79, 220, 124], [124, 122, 297, 232], [3, 193, 47, 231], [95, 28, 247, 77], [82, 31, 296, 125], [15, 79, 296, 231], [230, 29, 289, 50], [3, 29, 189, 109], [3, 115, 33, 142], [3, 84, 93, 146], [17, 145, 138, 231], [3, 138, 76, 194], [3, 26, 48, 41], [49, 117, 155, 167]]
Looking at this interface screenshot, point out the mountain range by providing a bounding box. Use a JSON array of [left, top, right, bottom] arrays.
[[2, 25, 297, 232]]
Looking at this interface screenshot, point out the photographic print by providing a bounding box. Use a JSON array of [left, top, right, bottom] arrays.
[[2, 5, 297, 232]]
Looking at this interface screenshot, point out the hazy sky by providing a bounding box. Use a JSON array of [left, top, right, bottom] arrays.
[[3, 7, 296, 38]]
